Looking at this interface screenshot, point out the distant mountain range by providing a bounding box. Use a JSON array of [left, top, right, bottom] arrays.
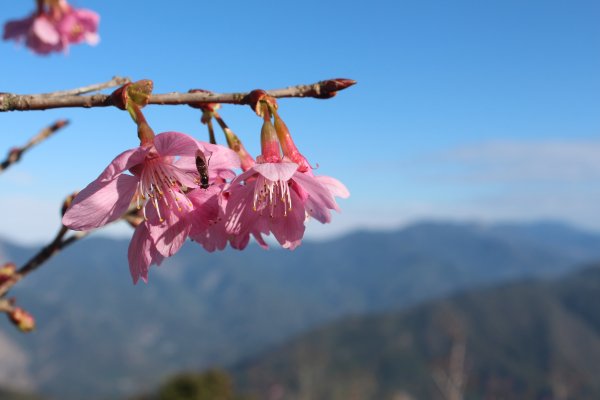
[[0, 388, 40, 400], [232, 263, 600, 400], [0, 220, 599, 399]]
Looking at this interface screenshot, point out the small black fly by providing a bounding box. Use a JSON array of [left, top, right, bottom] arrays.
[[195, 150, 211, 189]]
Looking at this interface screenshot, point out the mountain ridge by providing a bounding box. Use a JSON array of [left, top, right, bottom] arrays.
[[232, 264, 600, 400], [0, 220, 599, 398]]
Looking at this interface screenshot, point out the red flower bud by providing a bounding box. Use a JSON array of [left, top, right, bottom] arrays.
[[315, 78, 357, 99], [246, 90, 277, 117], [127, 80, 153, 107], [111, 80, 154, 110], [260, 119, 281, 163], [0, 263, 16, 285], [8, 307, 35, 333], [273, 112, 310, 172]]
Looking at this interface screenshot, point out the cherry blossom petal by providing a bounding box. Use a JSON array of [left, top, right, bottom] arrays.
[[294, 172, 338, 210], [84, 31, 99, 45], [154, 131, 202, 157], [128, 223, 151, 284], [3, 16, 33, 40], [253, 162, 298, 182], [103, 146, 149, 182], [188, 186, 221, 232], [63, 174, 138, 230], [128, 223, 164, 284], [230, 234, 250, 250], [197, 142, 241, 170], [228, 167, 255, 186], [188, 186, 230, 252], [315, 175, 350, 198], [225, 180, 260, 235], [151, 220, 190, 258], [251, 232, 269, 250], [145, 206, 191, 258], [225, 180, 271, 249], [25, 32, 63, 54], [32, 16, 60, 45], [269, 189, 306, 249], [161, 158, 199, 189], [72, 9, 99, 40]]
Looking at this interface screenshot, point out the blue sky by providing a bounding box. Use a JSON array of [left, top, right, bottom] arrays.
[[1, 0, 599, 244]]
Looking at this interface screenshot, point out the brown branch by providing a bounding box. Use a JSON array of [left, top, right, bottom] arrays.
[[0, 224, 88, 332], [0, 119, 70, 174], [0, 205, 140, 299], [0, 78, 356, 112], [37, 76, 131, 97], [0, 226, 89, 298]]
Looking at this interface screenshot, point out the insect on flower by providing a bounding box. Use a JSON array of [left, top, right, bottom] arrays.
[[62, 131, 240, 283], [195, 150, 212, 189]]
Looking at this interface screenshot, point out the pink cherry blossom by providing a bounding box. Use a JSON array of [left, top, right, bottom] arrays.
[[3, 13, 65, 55], [56, 6, 100, 47], [128, 221, 164, 284], [188, 184, 268, 252], [63, 132, 239, 283], [2, 1, 99, 55], [225, 161, 349, 250], [188, 185, 229, 252], [2, 16, 34, 42]]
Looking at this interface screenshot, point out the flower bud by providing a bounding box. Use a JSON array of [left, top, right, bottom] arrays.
[[273, 111, 310, 172], [127, 80, 154, 108], [222, 126, 255, 171], [0, 263, 16, 285], [7, 147, 22, 163], [246, 90, 277, 117], [111, 80, 153, 111], [110, 83, 130, 110], [112, 82, 156, 145], [315, 78, 357, 99], [8, 307, 35, 333], [61, 192, 78, 217], [259, 119, 281, 163]]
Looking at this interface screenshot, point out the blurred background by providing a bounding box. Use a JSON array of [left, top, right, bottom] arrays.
[[0, 0, 599, 399]]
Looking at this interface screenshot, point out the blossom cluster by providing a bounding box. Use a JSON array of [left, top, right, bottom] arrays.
[[3, 0, 99, 55], [62, 106, 348, 284]]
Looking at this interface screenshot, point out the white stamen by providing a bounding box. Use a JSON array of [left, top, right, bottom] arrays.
[[136, 158, 195, 223], [253, 176, 293, 217]]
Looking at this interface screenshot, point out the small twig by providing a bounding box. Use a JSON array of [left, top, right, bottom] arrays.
[[0, 299, 13, 313], [206, 119, 216, 144], [37, 76, 131, 97], [0, 225, 77, 298], [0, 205, 139, 299], [0, 78, 357, 112], [0, 119, 70, 174]]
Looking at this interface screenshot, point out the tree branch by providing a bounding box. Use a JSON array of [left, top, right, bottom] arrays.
[[0, 226, 89, 298], [0, 78, 356, 112], [0, 203, 143, 301], [0, 119, 70, 174], [37, 76, 131, 97]]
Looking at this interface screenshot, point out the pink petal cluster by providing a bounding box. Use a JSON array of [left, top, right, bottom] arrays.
[[225, 162, 349, 250], [3, 1, 99, 55], [63, 132, 239, 283], [62, 125, 348, 284], [219, 100, 349, 251]]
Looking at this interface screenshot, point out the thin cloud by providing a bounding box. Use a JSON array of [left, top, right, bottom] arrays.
[[436, 139, 600, 183]]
